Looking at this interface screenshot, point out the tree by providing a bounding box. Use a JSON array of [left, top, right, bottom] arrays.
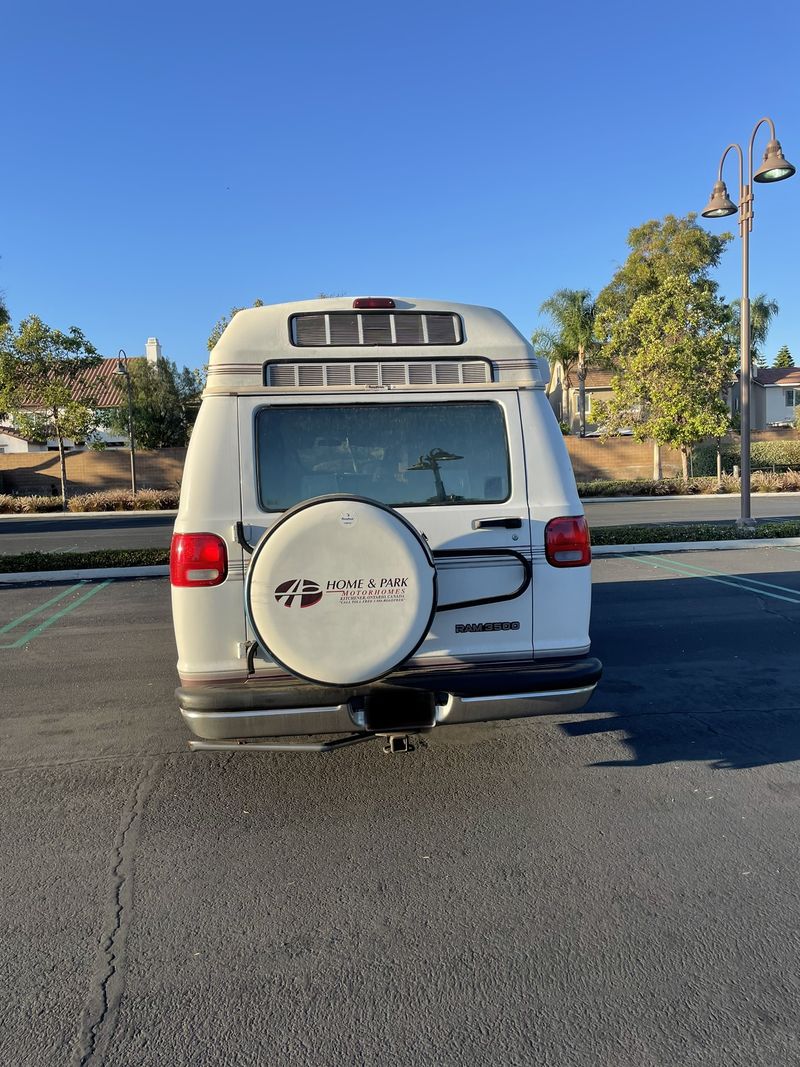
[[107, 359, 206, 448], [174, 364, 206, 436], [725, 294, 779, 369], [0, 316, 103, 508], [774, 344, 794, 368], [533, 289, 599, 437], [531, 329, 578, 394], [0, 295, 9, 330], [597, 213, 734, 477], [207, 298, 265, 352], [592, 274, 736, 478], [598, 214, 732, 324]]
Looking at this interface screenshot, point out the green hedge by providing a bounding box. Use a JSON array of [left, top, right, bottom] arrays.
[[577, 478, 689, 497], [591, 520, 800, 545], [0, 548, 170, 573], [693, 440, 800, 476]]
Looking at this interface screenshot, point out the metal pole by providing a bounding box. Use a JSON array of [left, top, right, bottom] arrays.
[[739, 188, 751, 524], [705, 119, 794, 523], [119, 349, 137, 496], [126, 372, 137, 495]]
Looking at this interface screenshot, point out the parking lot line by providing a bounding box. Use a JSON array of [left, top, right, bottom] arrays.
[[0, 580, 113, 649], [0, 582, 87, 636], [623, 554, 800, 605]]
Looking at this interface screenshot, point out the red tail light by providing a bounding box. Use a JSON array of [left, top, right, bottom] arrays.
[[170, 533, 228, 587], [353, 297, 396, 309], [545, 516, 591, 567]]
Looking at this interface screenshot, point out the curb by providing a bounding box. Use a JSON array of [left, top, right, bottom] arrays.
[[593, 537, 800, 556], [0, 565, 169, 585], [0, 510, 177, 521], [582, 492, 800, 503]]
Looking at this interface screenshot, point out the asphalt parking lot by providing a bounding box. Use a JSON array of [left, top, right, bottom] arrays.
[[2, 548, 800, 1066]]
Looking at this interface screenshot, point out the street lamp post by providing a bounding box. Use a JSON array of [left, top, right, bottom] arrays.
[[114, 349, 137, 496], [702, 117, 795, 526]]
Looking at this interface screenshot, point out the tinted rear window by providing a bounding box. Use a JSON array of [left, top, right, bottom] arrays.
[[256, 402, 510, 511]]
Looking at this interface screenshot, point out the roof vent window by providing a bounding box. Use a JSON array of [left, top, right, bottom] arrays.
[[329, 314, 360, 345], [291, 311, 462, 347]]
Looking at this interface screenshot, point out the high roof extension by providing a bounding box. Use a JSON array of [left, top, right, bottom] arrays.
[[205, 297, 546, 394]]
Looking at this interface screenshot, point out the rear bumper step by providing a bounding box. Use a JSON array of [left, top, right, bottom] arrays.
[[177, 657, 602, 740]]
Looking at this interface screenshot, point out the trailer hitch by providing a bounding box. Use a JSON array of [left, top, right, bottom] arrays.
[[188, 731, 417, 755]]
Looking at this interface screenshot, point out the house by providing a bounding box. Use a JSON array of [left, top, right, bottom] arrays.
[[729, 366, 800, 429], [2, 337, 164, 452], [546, 365, 615, 434], [0, 426, 47, 454]]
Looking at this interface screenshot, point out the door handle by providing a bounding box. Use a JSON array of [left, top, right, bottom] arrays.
[[471, 517, 523, 530]]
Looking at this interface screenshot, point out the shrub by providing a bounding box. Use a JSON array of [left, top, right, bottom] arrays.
[[577, 472, 800, 497], [0, 488, 180, 513], [693, 439, 800, 476], [66, 488, 180, 512], [591, 520, 800, 545], [0, 494, 64, 514], [577, 478, 692, 497]]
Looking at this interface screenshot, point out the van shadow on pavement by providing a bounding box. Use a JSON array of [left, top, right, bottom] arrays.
[[566, 566, 800, 771], [559, 707, 800, 771]]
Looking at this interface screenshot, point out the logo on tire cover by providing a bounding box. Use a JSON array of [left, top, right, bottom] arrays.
[[274, 578, 323, 608]]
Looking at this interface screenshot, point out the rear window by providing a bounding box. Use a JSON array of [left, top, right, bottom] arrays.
[[256, 402, 510, 511]]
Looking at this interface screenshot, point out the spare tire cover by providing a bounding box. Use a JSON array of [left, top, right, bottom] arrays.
[[245, 496, 437, 687]]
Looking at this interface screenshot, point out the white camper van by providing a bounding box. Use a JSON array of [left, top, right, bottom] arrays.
[[170, 297, 601, 752]]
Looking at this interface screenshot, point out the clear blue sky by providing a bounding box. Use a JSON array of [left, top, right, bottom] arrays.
[[3, 0, 799, 370]]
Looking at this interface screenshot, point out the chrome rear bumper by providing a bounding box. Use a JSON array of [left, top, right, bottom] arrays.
[[177, 657, 602, 740]]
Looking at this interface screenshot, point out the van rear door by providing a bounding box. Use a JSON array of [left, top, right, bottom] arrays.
[[237, 390, 533, 669]]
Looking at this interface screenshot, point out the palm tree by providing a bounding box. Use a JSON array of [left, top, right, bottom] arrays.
[[726, 294, 779, 371], [533, 289, 599, 436], [531, 328, 578, 388]]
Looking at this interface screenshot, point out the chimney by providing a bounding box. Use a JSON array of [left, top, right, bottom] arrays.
[[145, 337, 162, 364]]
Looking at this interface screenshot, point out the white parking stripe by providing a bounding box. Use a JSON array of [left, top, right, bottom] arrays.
[[623, 554, 800, 605]]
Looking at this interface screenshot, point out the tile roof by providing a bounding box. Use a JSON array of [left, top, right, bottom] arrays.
[[754, 367, 800, 386], [0, 425, 38, 443], [581, 370, 614, 388], [19, 357, 145, 409]]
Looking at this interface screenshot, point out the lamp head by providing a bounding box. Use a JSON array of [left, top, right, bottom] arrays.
[[754, 138, 796, 183], [701, 180, 738, 218], [114, 349, 129, 377]]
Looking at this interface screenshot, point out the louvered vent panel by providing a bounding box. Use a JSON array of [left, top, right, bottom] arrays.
[[354, 364, 380, 385], [408, 363, 434, 385], [298, 365, 324, 386], [434, 363, 461, 384], [381, 364, 407, 385], [268, 365, 299, 387], [325, 364, 353, 386], [462, 362, 489, 383], [265, 360, 492, 388]]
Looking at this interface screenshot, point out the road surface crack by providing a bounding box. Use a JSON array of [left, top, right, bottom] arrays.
[[72, 757, 163, 1066]]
